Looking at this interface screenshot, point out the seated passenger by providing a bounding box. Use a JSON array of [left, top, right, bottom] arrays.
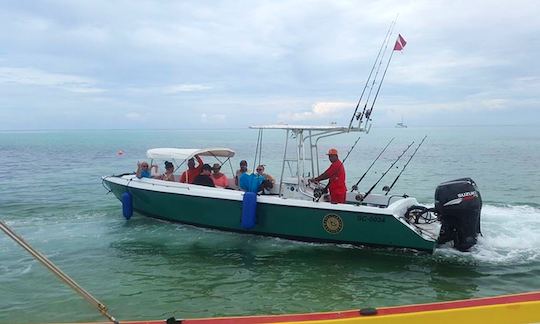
[[193, 164, 215, 187], [180, 155, 203, 184], [136, 161, 157, 179], [211, 163, 228, 188], [158, 161, 175, 182], [239, 172, 261, 192], [240, 172, 274, 193], [235, 160, 249, 186], [255, 165, 275, 186]]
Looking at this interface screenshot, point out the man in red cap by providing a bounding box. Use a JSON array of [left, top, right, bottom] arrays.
[[309, 148, 347, 203]]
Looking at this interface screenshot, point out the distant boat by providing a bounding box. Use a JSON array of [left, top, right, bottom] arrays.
[[395, 116, 407, 128]]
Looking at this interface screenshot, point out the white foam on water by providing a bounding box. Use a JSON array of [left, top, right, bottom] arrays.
[[438, 204, 540, 264], [19, 263, 33, 275]]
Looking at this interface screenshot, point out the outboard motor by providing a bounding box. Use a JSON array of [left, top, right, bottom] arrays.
[[435, 178, 482, 251]]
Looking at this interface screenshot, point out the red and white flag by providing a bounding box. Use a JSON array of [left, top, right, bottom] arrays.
[[393, 34, 407, 51]]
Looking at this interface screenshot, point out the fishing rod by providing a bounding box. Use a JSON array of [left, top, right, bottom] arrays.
[[348, 18, 397, 131], [351, 137, 395, 192], [357, 25, 398, 128], [342, 135, 362, 164], [360, 140, 415, 201], [384, 135, 427, 195], [364, 34, 407, 124], [0, 220, 118, 324]]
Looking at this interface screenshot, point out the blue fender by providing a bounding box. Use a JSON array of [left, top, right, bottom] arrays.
[[121, 192, 133, 220], [241, 192, 257, 229]]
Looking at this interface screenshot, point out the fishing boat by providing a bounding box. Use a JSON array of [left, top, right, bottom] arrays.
[[102, 32, 482, 253], [102, 124, 482, 253]]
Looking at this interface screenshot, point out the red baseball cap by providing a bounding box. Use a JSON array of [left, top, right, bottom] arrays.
[[326, 148, 338, 155]]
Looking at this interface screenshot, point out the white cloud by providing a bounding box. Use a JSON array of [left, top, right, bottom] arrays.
[[200, 113, 226, 124], [162, 84, 212, 94], [278, 101, 353, 121], [125, 112, 143, 121], [66, 26, 110, 44], [510, 77, 540, 93], [378, 95, 539, 119], [1, 1, 539, 129], [0, 67, 105, 93], [68, 87, 106, 94], [480, 99, 508, 111], [388, 52, 506, 85]]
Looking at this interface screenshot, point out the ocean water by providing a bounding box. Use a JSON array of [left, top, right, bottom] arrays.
[[0, 126, 539, 323]]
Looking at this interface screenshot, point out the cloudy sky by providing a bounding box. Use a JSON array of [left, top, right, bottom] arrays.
[[0, 0, 538, 130]]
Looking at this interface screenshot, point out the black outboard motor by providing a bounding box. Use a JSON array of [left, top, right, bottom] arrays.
[[435, 178, 482, 251]]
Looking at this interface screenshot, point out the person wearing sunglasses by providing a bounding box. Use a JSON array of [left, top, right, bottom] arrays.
[[136, 161, 157, 179], [255, 165, 275, 189]]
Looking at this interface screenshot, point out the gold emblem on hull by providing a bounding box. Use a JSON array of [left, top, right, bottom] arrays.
[[323, 214, 343, 234]]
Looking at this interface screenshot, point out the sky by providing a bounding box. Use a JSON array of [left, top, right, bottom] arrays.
[[0, 0, 539, 130]]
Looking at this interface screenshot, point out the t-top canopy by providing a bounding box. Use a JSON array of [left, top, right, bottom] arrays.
[[146, 148, 235, 161]]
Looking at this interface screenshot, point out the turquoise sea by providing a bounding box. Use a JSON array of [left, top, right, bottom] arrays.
[[1, 126, 539, 323]]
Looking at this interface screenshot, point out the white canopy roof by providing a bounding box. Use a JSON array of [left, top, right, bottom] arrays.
[[146, 148, 235, 161]]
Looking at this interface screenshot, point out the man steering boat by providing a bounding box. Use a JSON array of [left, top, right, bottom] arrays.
[[309, 148, 347, 204]]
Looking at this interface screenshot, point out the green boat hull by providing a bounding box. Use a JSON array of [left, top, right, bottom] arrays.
[[103, 177, 436, 252]]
